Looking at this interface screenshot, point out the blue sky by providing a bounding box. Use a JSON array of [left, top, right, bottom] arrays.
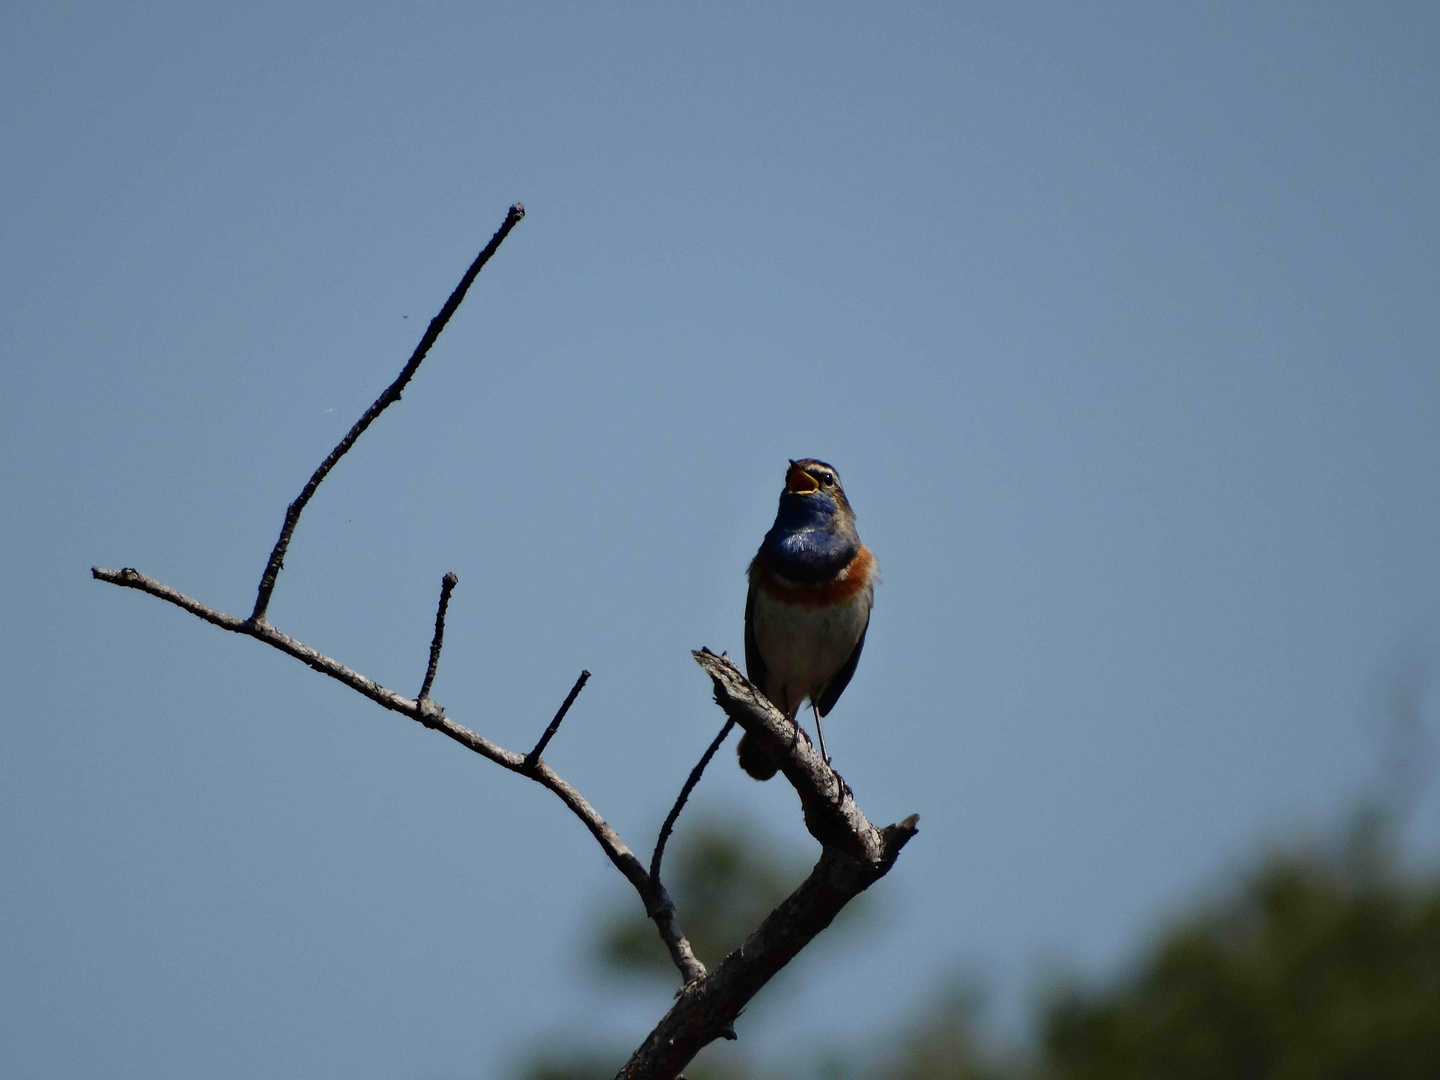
[[4, 3, 1438, 1077]]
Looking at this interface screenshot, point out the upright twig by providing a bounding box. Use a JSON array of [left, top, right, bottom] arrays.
[[610, 652, 921, 1077], [651, 718, 735, 885], [418, 572, 459, 702], [250, 203, 526, 625], [525, 671, 592, 771]]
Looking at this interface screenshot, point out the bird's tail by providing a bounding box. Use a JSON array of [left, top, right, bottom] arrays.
[[736, 731, 779, 781]]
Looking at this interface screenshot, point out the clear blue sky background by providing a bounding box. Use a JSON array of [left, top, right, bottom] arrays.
[[3, 3, 1438, 1077]]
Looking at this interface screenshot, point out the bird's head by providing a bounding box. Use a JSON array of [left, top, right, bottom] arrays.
[[775, 458, 856, 530]]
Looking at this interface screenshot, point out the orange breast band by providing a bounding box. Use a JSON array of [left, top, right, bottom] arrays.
[[752, 546, 875, 607]]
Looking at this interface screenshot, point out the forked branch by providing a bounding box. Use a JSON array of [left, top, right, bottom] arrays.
[[250, 203, 526, 625], [620, 824, 918, 1078], [92, 562, 705, 986], [91, 205, 705, 986], [91, 205, 920, 1080]]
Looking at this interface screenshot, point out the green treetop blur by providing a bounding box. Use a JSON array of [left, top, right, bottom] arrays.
[[518, 807, 1439, 1080]]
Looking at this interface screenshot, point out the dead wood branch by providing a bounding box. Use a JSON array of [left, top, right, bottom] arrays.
[[619, 823, 918, 1078], [91, 204, 920, 1080], [692, 649, 912, 866], [91, 562, 706, 986], [91, 205, 704, 987], [608, 651, 921, 1077]]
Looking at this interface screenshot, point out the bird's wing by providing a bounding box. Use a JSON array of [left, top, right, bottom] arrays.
[[814, 608, 869, 718], [743, 576, 768, 694]]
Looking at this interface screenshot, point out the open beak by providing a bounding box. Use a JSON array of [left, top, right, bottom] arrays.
[[786, 462, 820, 494]]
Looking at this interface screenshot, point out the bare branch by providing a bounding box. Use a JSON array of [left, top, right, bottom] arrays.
[[609, 650, 924, 1076], [91, 563, 706, 986], [92, 564, 914, 1073], [691, 649, 902, 865], [524, 670, 592, 771], [418, 572, 458, 701], [620, 818, 920, 1078], [249, 202, 526, 625], [93, 208, 921, 1077], [650, 718, 735, 885]]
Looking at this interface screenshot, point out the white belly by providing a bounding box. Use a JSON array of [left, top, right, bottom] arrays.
[[750, 586, 871, 717]]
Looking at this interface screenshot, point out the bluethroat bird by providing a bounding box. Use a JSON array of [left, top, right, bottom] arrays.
[[738, 459, 876, 780]]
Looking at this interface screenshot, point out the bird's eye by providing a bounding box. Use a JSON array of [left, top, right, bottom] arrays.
[[820, 473, 835, 487]]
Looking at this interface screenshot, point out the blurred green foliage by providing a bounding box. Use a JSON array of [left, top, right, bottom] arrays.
[[518, 810, 1439, 1080], [1040, 812, 1440, 1080], [853, 979, 1029, 1080]]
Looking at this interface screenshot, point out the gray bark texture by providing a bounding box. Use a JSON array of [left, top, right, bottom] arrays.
[[614, 652, 918, 1076]]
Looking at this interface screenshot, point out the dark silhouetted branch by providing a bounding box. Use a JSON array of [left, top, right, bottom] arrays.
[[524, 670, 592, 771], [691, 649, 908, 865], [250, 203, 526, 625], [651, 718, 736, 885], [620, 818, 919, 1078], [419, 572, 459, 701], [91, 563, 705, 986], [609, 651, 921, 1077], [91, 203, 711, 990]]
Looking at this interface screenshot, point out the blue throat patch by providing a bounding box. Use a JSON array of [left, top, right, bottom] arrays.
[[761, 494, 858, 583]]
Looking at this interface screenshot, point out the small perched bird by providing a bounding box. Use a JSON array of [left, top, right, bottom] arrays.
[[738, 458, 876, 780]]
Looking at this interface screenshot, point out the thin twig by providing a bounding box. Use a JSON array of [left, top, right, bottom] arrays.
[[419, 572, 458, 701], [91, 564, 706, 986], [525, 670, 591, 771], [650, 718, 735, 885], [249, 203, 526, 625]]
